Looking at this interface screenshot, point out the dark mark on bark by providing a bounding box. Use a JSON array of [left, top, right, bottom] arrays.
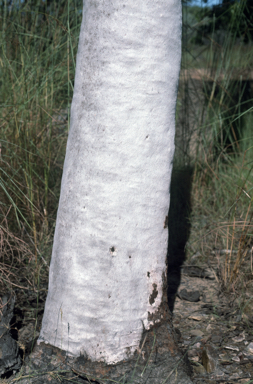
[[149, 283, 158, 305]]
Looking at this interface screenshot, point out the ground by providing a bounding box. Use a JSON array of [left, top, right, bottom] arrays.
[[173, 254, 253, 383], [2, 250, 253, 384]]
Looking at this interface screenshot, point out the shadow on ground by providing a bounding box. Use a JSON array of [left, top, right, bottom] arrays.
[[167, 165, 193, 312]]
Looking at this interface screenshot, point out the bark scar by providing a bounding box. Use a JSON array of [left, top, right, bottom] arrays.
[[149, 283, 158, 305]]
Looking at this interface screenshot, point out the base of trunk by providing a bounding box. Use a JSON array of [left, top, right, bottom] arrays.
[[17, 315, 193, 384]]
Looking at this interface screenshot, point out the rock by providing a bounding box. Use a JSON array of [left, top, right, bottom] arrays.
[[228, 372, 241, 379], [202, 344, 219, 373], [18, 323, 40, 353], [224, 345, 239, 352], [232, 334, 245, 343], [192, 363, 206, 375], [245, 342, 253, 354], [174, 327, 182, 343], [231, 355, 240, 362], [206, 324, 214, 332], [211, 334, 223, 344], [190, 329, 204, 338], [188, 314, 207, 321], [0, 294, 21, 377], [188, 349, 198, 357], [218, 353, 231, 365], [181, 265, 215, 279], [179, 289, 200, 302]]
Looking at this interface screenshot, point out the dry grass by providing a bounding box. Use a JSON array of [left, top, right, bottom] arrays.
[[0, 0, 82, 293], [0, 207, 36, 291]]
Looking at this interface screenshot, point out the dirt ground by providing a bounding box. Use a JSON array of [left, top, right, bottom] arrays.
[[173, 255, 253, 384], [2, 251, 253, 384]]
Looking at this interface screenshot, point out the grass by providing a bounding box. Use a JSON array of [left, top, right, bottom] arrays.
[[179, 0, 253, 292], [0, 0, 82, 290]]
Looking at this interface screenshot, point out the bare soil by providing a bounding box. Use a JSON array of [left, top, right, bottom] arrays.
[[174, 257, 253, 384]]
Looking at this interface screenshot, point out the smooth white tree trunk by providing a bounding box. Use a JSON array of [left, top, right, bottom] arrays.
[[39, 0, 182, 365]]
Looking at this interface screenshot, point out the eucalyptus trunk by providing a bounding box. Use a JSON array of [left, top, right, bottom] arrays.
[[39, 0, 184, 375]]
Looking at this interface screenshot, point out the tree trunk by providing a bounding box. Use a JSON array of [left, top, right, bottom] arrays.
[[38, 0, 191, 382]]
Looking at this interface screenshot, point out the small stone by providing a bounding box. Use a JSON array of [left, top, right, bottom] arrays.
[[190, 329, 204, 337], [201, 334, 212, 344], [174, 327, 182, 343], [227, 325, 236, 331], [44, 347, 53, 356], [212, 369, 225, 377], [201, 379, 216, 384], [181, 265, 215, 279], [179, 289, 200, 302], [188, 349, 198, 357], [18, 323, 39, 353], [231, 356, 240, 362], [192, 364, 206, 375], [192, 342, 201, 349], [245, 342, 253, 354], [206, 324, 213, 332], [211, 334, 222, 344], [224, 345, 240, 352], [219, 353, 231, 364], [189, 315, 205, 321], [228, 372, 240, 379], [202, 345, 219, 373], [232, 334, 245, 343]]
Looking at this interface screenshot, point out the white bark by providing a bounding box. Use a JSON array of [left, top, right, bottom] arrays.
[[39, 0, 182, 364]]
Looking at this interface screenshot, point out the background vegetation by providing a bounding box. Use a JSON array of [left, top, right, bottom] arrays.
[[0, 0, 82, 292], [179, 0, 253, 293], [0, 0, 252, 300]]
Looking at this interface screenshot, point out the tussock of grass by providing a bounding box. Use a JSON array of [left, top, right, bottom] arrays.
[[0, 207, 35, 290], [180, 1, 253, 293], [0, 0, 82, 288]]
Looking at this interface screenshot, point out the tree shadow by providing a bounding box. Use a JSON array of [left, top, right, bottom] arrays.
[[167, 165, 193, 313]]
